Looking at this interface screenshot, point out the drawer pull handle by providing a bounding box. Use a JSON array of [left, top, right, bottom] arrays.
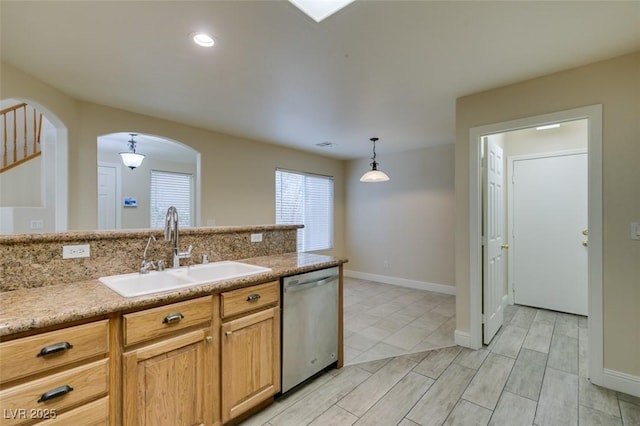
[[37, 385, 74, 403], [246, 293, 261, 302], [225, 331, 232, 336], [37, 342, 73, 357], [162, 313, 184, 324]]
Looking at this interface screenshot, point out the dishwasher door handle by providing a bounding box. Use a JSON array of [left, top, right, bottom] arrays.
[[285, 275, 338, 292]]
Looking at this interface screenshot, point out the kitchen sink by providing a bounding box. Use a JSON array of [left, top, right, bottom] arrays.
[[99, 261, 272, 298], [167, 261, 272, 283]]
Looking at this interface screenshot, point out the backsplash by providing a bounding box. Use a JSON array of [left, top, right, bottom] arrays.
[[0, 225, 299, 292]]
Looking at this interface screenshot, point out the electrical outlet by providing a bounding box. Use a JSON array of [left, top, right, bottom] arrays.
[[30, 220, 44, 230], [63, 244, 90, 259], [250, 233, 263, 243]]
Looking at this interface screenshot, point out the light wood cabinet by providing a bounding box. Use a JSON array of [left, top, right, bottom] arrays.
[[0, 320, 110, 426], [121, 296, 214, 426], [122, 329, 213, 426], [220, 282, 280, 424], [0, 320, 109, 385], [38, 397, 108, 426], [122, 297, 213, 347]]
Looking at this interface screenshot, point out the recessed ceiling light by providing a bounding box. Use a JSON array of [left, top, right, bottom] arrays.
[[192, 32, 215, 47], [288, 0, 356, 23]]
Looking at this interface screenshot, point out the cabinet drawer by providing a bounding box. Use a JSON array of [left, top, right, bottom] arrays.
[[220, 281, 279, 319], [39, 396, 109, 426], [0, 359, 108, 426], [123, 296, 212, 346], [0, 320, 109, 385]]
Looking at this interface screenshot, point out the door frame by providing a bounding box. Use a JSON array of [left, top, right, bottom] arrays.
[[507, 148, 588, 306], [97, 161, 122, 229], [466, 104, 603, 385]]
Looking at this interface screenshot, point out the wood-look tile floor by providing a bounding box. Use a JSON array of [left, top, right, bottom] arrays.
[[241, 279, 640, 426]]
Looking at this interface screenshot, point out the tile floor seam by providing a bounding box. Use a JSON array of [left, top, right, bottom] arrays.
[[243, 280, 637, 426]]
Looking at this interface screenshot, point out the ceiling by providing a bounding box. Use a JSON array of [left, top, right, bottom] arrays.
[[1, 1, 639, 160], [98, 133, 198, 164]]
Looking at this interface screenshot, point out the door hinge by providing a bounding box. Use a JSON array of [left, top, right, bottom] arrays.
[[482, 314, 486, 324]]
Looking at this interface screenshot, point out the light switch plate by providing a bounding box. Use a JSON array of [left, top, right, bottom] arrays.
[[63, 244, 90, 259], [631, 222, 640, 241]]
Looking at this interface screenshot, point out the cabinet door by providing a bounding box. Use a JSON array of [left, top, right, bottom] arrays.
[[221, 307, 280, 423], [122, 329, 213, 426]]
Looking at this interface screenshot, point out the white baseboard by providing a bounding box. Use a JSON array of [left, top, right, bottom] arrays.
[[344, 270, 456, 295], [602, 369, 640, 397], [454, 330, 480, 349]]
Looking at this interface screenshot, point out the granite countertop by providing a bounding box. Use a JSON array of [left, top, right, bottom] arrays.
[[0, 252, 347, 337]]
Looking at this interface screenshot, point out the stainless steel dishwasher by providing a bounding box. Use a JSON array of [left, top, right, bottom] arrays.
[[281, 266, 339, 393]]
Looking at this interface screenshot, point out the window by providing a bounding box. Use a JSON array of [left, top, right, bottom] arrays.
[[150, 170, 193, 228], [275, 169, 333, 252]]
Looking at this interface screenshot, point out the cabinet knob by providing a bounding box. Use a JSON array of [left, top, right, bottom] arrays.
[[205, 336, 213, 343], [246, 293, 261, 302], [225, 331, 232, 336]]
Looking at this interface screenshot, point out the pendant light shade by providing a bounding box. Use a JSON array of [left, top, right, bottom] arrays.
[[360, 137, 390, 182], [120, 133, 145, 170]]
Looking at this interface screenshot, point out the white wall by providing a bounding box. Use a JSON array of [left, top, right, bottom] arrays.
[[504, 119, 587, 157], [0, 115, 57, 233], [345, 144, 455, 291], [97, 149, 197, 229], [0, 156, 41, 207]]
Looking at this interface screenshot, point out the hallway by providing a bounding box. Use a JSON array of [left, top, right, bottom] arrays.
[[241, 280, 640, 425]]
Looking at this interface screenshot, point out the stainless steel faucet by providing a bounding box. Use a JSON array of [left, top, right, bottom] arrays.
[[140, 234, 156, 274], [164, 206, 192, 268]]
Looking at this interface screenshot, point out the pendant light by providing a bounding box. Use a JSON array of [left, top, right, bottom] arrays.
[[360, 137, 390, 182], [119, 133, 145, 170]]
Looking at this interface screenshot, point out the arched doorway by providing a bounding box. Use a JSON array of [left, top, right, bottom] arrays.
[[0, 98, 68, 234], [96, 132, 201, 230]]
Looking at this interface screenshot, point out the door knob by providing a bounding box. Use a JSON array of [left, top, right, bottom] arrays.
[[582, 240, 588, 247], [582, 229, 589, 236]]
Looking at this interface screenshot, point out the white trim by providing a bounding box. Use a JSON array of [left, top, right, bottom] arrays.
[[195, 153, 202, 226], [506, 149, 588, 309], [454, 330, 473, 348], [602, 369, 640, 398], [344, 270, 456, 295], [468, 105, 603, 386]]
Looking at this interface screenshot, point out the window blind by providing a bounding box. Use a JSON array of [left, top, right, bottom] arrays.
[[150, 170, 193, 228], [275, 169, 334, 252]]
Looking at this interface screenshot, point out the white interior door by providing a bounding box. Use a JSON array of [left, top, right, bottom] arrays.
[[97, 164, 118, 229], [512, 152, 588, 315], [483, 138, 505, 344]]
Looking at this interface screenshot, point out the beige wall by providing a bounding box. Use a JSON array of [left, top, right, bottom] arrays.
[[346, 144, 455, 286], [1, 62, 346, 257], [455, 52, 640, 375]]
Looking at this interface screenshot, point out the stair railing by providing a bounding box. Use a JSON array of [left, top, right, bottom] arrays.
[[1, 102, 43, 173]]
